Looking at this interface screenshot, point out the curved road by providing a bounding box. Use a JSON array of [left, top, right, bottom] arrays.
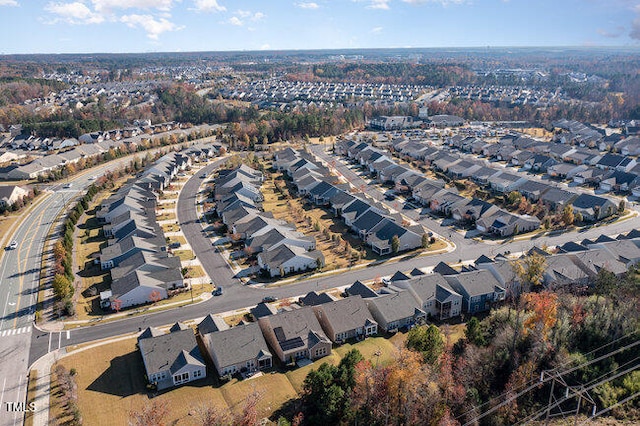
[[21, 147, 640, 426]]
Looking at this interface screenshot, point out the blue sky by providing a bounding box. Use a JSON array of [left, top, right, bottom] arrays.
[[0, 0, 639, 54]]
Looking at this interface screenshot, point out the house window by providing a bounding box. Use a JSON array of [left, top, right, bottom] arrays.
[[174, 372, 189, 384], [315, 347, 327, 357], [193, 370, 202, 378]]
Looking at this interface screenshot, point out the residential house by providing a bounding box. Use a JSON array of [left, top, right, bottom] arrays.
[[0, 185, 28, 208], [571, 194, 617, 222], [313, 296, 378, 343], [258, 306, 332, 363], [137, 325, 206, 390], [366, 220, 423, 255], [444, 269, 505, 314], [109, 267, 183, 309], [257, 244, 324, 277], [201, 322, 273, 376], [543, 254, 590, 288], [365, 291, 426, 332]]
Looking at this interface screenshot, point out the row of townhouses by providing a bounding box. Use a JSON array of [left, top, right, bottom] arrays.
[[446, 131, 640, 199], [138, 228, 640, 391], [212, 163, 324, 277], [96, 145, 218, 310], [274, 147, 429, 255], [339, 139, 543, 237], [0, 122, 205, 180]]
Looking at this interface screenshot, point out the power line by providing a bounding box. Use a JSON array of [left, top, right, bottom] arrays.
[[577, 390, 640, 425], [463, 336, 640, 426], [519, 360, 640, 425], [456, 330, 639, 422]]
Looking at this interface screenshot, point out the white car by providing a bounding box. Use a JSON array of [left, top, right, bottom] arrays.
[[63, 183, 73, 188], [8, 240, 18, 250]]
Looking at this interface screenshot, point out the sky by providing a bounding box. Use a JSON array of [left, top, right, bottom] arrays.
[[0, 0, 639, 54]]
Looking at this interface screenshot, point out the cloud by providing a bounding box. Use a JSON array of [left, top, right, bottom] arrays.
[[368, 0, 390, 9], [0, 0, 18, 6], [597, 26, 625, 38], [371, 26, 383, 33], [120, 13, 183, 39], [228, 10, 264, 25], [260, 43, 270, 50], [92, 0, 175, 12], [192, 0, 225, 12], [295, 2, 319, 9], [45, 2, 105, 24]]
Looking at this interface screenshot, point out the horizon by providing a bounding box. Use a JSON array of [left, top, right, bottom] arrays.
[[2, 45, 638, 58], [1, 0, 639, 55]]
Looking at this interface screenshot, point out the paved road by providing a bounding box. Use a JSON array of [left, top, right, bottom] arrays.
[[20, 145, 640, 425], [0, 140, 202, 426]]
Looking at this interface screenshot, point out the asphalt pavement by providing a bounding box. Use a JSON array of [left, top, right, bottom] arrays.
[[19, 145, 640, 426]]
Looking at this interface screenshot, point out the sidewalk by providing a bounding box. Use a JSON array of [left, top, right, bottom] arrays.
[[30, 348, 65, 426]]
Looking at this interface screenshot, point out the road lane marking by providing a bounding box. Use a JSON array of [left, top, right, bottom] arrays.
[[66, 330, 70, 340], [0, 377, 6, 413], [13, 206, 48, 329], [48, 332, 52, 352], [58, 331, 62, 349]]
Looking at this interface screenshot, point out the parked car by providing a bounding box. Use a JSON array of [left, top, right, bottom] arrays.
[[63, 183, 73, 188], [213, 286, 223, 296], [169, 241, 181, 249], [7, 240, 18, 250], [262, 296, 278, 303]]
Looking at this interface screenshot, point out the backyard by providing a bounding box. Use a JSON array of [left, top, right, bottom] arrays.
[[48, 334, 402, 425]]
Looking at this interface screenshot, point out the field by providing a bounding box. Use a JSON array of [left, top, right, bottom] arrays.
[[50, 335, 401, 425]]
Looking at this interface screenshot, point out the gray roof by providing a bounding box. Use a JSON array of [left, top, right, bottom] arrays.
[[445, 269, 503, 298], [313, 296, 377, 336], [346, 281, 378, 299], [299, 291, 335, 306], [138, 328, 205, 376], [367, 291, 423, 323], [409, 273, 451, 303], [259, 306, 330, 352], [198, 314, 230, 335], [203, 322, 271, 369], [250, 302, 278, 319]]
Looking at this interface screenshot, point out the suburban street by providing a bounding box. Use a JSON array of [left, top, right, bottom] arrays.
[[0, 138, 209, 426], [8, 143, 640, 426], [26, 146, 640, 359]]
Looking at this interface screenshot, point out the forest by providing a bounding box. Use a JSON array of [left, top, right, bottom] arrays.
[[276, 267, 640, 426]]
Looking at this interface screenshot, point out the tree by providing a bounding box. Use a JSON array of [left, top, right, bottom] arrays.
[[406, 324, 444, 365], [129, 400, 170, 426], [53, 241, 66, 261], [511, 252, 547, 292], [522, 291, 558, 341], [464, 316, 486, 346], [618, 199, 626, 215], [594, 268, 617, 298], [303, 350, 363, 424], [507, 191, 522, 206], [391, 234, 400, 254], [52, 273, 73, 300], [421, 233, 430, 249], [562, 204, 575, 226]]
